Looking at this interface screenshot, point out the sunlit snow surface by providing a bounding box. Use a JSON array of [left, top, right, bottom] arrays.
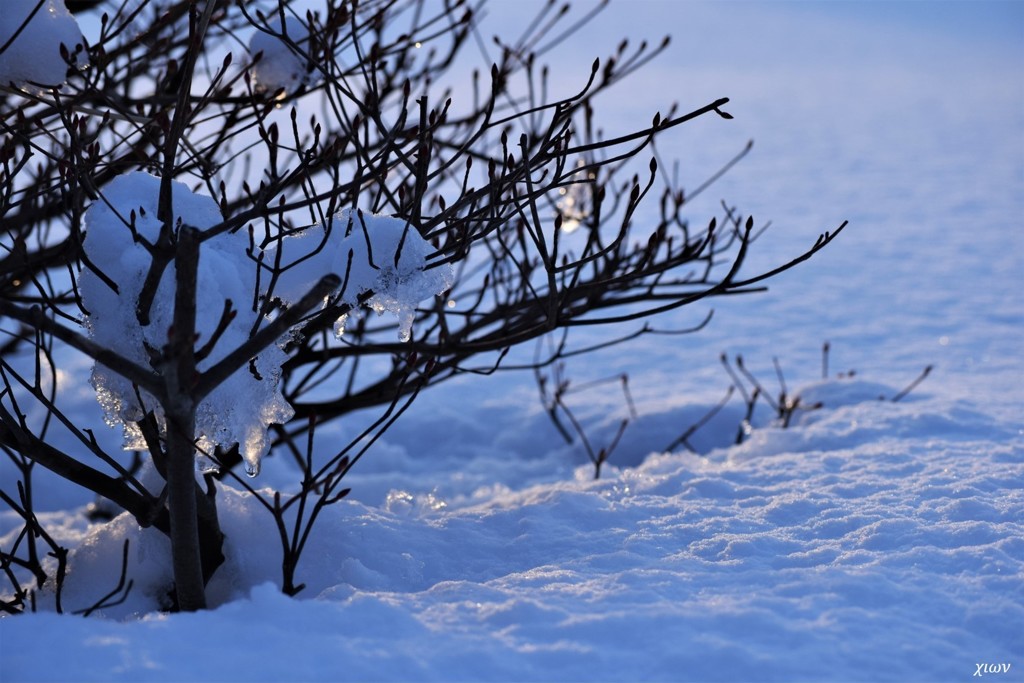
[[3, 391, 1021, 682], [2, 1, 1023, 682]]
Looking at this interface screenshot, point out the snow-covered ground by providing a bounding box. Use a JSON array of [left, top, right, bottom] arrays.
[[2, 1, 1022, 681]]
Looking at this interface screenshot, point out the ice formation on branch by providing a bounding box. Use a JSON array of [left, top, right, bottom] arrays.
[[0, 0, 86, 87], [247, 16, 313, 95], [80, 172, 451, 475]]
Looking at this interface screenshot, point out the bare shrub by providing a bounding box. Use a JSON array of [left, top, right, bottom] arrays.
[[0, 0, 844, 611]]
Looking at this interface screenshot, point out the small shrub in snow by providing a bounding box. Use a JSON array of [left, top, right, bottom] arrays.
[[0, 0, 845, 612], [664, 343, 933, 452], [535, 362, 637, 479]]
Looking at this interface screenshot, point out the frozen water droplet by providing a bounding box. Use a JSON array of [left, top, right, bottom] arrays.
[[384, 489, 415, 515], [245, 460, 261, 477], [195, 454, 220, 475]]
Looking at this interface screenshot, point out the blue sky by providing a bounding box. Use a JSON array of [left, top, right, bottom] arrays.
[[791, 0, 1023, 48]]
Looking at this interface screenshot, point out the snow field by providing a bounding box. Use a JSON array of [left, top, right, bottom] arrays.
[[3, 383, 1021, 681], [1, 1, 1022, 681]]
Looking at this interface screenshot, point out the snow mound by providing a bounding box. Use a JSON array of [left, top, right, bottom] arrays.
[[0, 0, 86, 87], [796, 377, 902, 407]]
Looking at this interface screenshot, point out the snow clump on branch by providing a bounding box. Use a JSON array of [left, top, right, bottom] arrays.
[[247, 16, 314, 95], [0, 0, 87, 87], [80, 172, 451, 475], [80, 172, 289, 475], [266, 208, 454, 342]]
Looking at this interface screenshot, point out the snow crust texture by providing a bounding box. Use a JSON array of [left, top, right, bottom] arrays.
[[0, 0, 85, 86]]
